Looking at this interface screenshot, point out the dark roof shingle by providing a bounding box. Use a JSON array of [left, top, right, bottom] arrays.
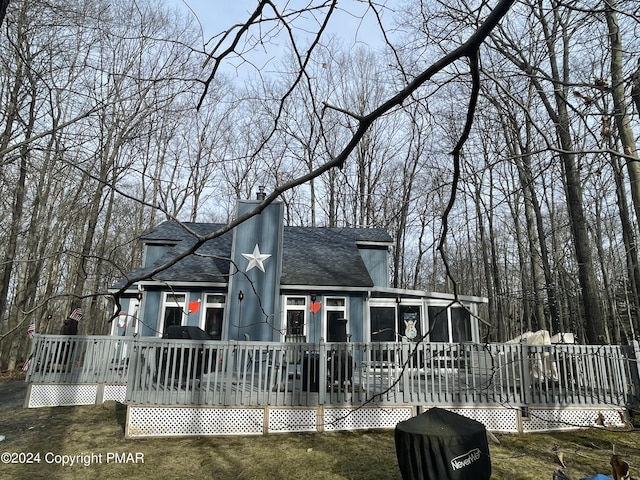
[[116, 221, 390, 288]]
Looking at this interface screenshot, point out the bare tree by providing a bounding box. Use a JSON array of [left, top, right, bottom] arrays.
[[185, 0, 516, 284], [482, 0, 608, 343], [6, 0, 640, 364], [0, 0, 204, 367]]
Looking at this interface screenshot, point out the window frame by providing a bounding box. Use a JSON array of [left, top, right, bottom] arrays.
[[110, 298, 140, 337], [450, 306, 473, 343], [426, 303, 474, 343], [324, 296, 348, 342], [368, 298, 423, 342], [159, 292, 188, 337], [283, 295, 308, 341], [201, 293, 226, 340], [397, 301, 423, 341]]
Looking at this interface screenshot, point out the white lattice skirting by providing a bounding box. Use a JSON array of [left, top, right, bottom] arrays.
[[444, 407, 520, 432], [26, 383, 127, 407], [323, 407, 413, 431], [125, 404, 629, 438], [126, 405, 415, 438], [25, 385, 629, 436], [521, 407, 626, 433], [438, 406, 627, 433], [102, 384, 128, 403]]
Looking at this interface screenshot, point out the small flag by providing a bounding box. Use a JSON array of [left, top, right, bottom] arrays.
[[26, 322, 35, 339], [68, 308, 83, 321]]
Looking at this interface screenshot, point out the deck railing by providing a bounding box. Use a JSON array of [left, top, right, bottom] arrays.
[[26, 334, 132, 384], [25, 335, 640, 410]]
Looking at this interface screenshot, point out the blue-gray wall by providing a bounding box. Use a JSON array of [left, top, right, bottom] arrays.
[[141, 290, 161, 336], [358, 247, 389, 287], [144, 244, 171, 268], [348, 294, 365, 342], [226, 200, 284, 341]]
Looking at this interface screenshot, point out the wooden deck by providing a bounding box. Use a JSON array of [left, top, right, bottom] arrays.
[[25, 335, 640, 410], [23, 335, 640, 436]]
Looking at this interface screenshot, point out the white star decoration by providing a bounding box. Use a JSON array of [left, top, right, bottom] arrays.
[[241, 244, 271, 272]]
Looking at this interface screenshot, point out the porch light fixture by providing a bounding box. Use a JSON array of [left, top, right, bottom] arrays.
[[237, 290, 244, 341], [136, 290, 143, 301], [311, 294, 316, 302], [396, 296, 402, 304]]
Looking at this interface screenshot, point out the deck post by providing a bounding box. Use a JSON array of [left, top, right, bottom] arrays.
[[519, 341, 532, 406], [125, 341, 139, 403], [401, 338, 410, 402], [319, 339, 327, 405], [630, 340, 640, 405], [224, 341, 237, 405]]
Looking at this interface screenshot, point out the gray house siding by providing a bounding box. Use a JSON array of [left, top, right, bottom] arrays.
[[348, 294, 365, 342], [143, 244, 172, 268], [227, 200, 284, 341], [358, 247, 389, 288], [141, 290, 161, 337]]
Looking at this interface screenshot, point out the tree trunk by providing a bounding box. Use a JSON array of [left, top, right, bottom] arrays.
[[501, 1, 607, 343], [605, 0, 640, 231], [604, 0, 640, 340], [0, 12, 26, 337], [612, 156, 640, 337], [507, 122, 547, 332], [558, 126, 606, 343], [0, 0, 9, 28], [475, 181, 498, 340]]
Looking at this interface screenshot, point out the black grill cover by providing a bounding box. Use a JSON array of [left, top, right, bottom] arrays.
[[394, 408, 491, 480], [163, 326, 213, 340]]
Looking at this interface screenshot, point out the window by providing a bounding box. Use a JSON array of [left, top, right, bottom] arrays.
[[428, 306, 449, 342], [427, 305, 473, 342], [369, 304, 397, 362], [161, 293, 187, 336], [285, 296, 307, 341], [370, 306, 396, 341], [369, 301, 422, 342], [451, 307, 472, 342], [325, 297, 347, 342], [203, 294, 225, 340]]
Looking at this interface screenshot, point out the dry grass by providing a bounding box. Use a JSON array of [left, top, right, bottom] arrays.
[[1, 376, 639, 480]]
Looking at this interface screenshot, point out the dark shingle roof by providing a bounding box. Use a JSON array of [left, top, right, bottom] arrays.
[[281, 227, 383, 286], [140, 222, 230, 242], [118, 221, 391, 288], [118, 222, 232, 285]]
